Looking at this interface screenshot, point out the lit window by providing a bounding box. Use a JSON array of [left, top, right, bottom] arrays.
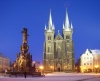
[[90, 63, 92, 65], [87, 63, 89, 65]]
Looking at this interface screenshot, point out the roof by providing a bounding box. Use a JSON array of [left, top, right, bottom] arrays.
[[90, 49, 100, 54], [0, 53, 9, 59], [55, 33, 63, 40]]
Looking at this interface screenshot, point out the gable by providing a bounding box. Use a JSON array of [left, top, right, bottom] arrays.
[[55, 34, 63, 40]]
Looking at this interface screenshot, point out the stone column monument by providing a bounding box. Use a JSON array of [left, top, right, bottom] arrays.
[[13, 28, 32, 72]]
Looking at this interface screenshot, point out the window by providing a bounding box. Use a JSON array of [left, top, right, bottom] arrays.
[[90, 63, 92, 65], [67, 59, 69, 63], [84, 63, 86, 65], [48, 36, 51, 40], [66, 35, 70, 39], [67, 55, 69, 58], [57, 48, 61, 58], [66, 45, 69, 52], [48, 47, 50, 52], [87, 63, 89, 65], [84, 57, 86, 59]]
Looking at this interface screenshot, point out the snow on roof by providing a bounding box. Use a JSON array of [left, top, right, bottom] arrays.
[[90, 49, 100, 54]]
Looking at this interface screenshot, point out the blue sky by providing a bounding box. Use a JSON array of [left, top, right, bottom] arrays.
[[0, 0, 100, 63]]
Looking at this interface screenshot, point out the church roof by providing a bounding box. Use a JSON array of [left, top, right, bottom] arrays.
[[55, 31, 63, 40]]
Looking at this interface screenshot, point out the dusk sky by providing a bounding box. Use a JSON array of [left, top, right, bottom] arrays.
[[0, 0, 100, 63]]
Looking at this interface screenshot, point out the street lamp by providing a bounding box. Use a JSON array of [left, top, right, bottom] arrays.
[[39, 66, 44, 74], [94, 65, 99, 73], [50, 66, 53, 69], [50, 66, 54, 72]]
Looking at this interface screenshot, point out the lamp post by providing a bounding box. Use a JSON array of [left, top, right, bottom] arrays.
[[39, 66, 44, 74], [94, 65, 99, 73], [50, 66, 54, 72]]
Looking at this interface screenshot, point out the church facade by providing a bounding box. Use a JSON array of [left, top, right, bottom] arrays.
[[43, 9, 74, 72]]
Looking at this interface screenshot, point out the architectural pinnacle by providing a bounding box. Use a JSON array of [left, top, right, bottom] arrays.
[[58, 30, 59, 34], [71, 22, 73, 29], [45, 24, 47, 30], [48, 9, 53, 30], [63, 22, 65, 29], [65, 8, 70, 29]]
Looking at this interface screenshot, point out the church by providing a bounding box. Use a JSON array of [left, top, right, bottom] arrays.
[[43, 9, 74, 72]]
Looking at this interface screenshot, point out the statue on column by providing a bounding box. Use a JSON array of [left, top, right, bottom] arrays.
[[13, 28, 32, 72]]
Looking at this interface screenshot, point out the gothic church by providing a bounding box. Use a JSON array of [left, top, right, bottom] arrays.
[[43, 9, 74, 72]]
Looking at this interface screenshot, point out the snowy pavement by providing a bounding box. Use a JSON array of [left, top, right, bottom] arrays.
[[0, 72, 100, 81]]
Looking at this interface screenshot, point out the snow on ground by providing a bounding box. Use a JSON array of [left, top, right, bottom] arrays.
[[0, 72, 100, 81]]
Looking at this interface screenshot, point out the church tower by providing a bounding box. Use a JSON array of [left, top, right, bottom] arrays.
[[62, 9, 74, 72], [43, 9, 74, 72], [43, 9, 55, 72]]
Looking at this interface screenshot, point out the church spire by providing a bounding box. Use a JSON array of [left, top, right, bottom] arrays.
[[65, 8, 70, 29], [45, 9, 55, 32], [48, 9, 53, 30], [63, 8, 73, 31]]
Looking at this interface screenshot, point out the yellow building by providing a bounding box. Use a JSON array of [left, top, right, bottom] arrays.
[[80, 49, 93, 73], [90, 49, 100, 72], [0, 53, 10, 72]]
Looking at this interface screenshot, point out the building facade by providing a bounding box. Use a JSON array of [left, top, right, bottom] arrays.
[[43, 10, 74, 72], [80, 49, 93, 73], [91, 49, 100, 72], [0, 53, 10, 72]]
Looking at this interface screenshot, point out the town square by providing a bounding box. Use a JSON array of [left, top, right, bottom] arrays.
[[0, 0, 100, 81]]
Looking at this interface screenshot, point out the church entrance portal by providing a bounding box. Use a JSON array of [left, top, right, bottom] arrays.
[[57, 63, 61, 72], [58, 68, 60, 72]]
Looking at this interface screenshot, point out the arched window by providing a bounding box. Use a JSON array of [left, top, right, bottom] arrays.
[[48, 36, 51, 40], [66, 35, 70, 39], [48, 47, 51, 52], [57, 48, 61, 58], [66, 45, 69, 52]]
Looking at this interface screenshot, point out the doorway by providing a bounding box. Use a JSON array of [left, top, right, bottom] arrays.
[[58, 68, 60, 72]]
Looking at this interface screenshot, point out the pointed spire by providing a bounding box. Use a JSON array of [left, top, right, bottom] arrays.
[[45, 24, 47, 30], [48, 9, 53, 30], [52, 23, 55, 30], [63, 22, 65, 29], [58, 30, 59, 34], [65, 8, 70, 29], [71, 22, 73, 29]]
